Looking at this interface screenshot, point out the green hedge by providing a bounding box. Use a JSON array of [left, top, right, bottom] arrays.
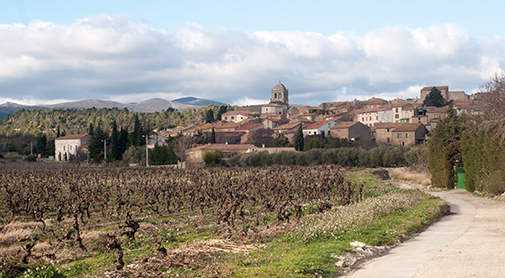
[[227, 145, 416, 168]]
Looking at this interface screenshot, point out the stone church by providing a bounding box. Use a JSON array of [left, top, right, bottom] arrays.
[[269, 81, 289, 106]]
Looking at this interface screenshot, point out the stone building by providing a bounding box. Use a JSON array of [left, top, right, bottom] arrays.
[[420, 86, 468, 101], [55, 134, 90, 161], [330, 121, 371, 142], [270, 81, 289, 106]]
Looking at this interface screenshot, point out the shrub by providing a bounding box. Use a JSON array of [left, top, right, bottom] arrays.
[[23, 155, 37, 162], [203, 150, 222, 166]]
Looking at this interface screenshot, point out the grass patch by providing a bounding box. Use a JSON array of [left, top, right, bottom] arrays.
[[388, 167, 431, 186]]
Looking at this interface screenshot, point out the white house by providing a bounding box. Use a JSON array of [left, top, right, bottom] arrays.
[[303, 120, 336, 136], [55, 134, 90, 161]]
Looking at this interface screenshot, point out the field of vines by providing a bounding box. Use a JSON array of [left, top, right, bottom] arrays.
[[0, 165, 371, 277]]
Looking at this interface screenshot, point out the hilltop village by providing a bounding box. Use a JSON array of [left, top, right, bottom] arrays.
[[53, 82, 484, 166]]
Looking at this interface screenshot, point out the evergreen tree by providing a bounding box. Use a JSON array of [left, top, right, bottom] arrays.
[[88, 124, 107, 162], [428, 106, 463, 188], [423, 87, 446, 107], [35, 134, 47, 157], [205, 109, 215, 123], [131, 114, 142, 146], [149, 144, 177, 165], [294, 124, 304, 151], [118, 126, 129, 158], [217, 105, 227, 121], [46, 140, 55, 156], [56, 126, 61, 138], [274, 133, 290, 147], [210, 128, 216, 143], [110, 120, 120, 160], [88, 122, 94, 135]]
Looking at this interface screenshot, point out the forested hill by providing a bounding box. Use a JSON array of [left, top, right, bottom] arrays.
[[0, 104, 236, 139]]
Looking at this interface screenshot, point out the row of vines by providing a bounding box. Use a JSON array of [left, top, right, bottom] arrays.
[[0, 166, 363, 276]]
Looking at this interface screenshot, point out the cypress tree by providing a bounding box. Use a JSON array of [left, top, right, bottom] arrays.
[[294, 124, 304, 151], [131, 114, 142, 146], [88, 124, 107, 162], [428, 107, 463, 188], [210, 127, 216, 143], [110, 120, 120, 160], [118, 126, 129, 159]]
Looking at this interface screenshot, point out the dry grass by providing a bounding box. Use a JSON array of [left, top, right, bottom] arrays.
[[0, 228, 32, 245], [171, 238, 263, 255], [388, 167, 431, 187], [0, 244, 22, 258]]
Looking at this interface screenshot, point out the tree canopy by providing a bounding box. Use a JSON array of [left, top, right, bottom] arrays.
[[423, 87, 446, 107]]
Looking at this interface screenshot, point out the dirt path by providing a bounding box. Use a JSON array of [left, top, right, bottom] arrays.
[[344, 186, 505, 278]]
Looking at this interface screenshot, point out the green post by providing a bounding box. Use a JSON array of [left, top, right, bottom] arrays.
[[456, 167, 466, 189]]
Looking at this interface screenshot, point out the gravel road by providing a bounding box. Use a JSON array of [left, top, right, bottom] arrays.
[[344, 185, 505, 278]]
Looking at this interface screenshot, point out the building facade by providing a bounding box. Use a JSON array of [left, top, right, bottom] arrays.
[[55, 134, 90, 161]]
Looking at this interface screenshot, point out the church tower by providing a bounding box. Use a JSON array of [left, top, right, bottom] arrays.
[[270, 81, 289, 105]]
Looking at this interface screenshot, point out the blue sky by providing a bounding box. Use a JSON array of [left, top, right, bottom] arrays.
[[1, 0, 504, 106]]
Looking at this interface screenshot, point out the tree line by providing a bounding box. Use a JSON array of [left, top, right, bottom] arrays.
[[0, 104, 233, 160], [428, 74, 505, 195]]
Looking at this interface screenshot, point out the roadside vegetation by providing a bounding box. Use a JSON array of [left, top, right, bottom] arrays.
[[0, 166, 446, 278], [428, 74, 505, 196]]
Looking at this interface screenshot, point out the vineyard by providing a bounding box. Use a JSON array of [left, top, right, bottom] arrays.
[[0, 166, 445, 277]]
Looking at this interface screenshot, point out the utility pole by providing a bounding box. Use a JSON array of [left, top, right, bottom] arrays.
[[144, 135, 149, 167], [102, 139, 107, 165]]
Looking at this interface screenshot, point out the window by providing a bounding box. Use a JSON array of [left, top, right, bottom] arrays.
[[196, 152, 199, 159], [387, 114, 390, 119], [69, 145, 72, 151], [387, 137, 390, 143], [376, 116, 378, 120], [395, 114, 399, 119], [63, 146, 65, 151], [406, 133, 409, 138], [395, 108, 399, 113], [382, 114, 384, 119], [190, 152, 193, 159], [397, 134, 402, 138], [362, 117, 364, 121]]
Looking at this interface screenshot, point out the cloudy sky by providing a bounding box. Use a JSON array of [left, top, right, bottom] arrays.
[[1, 0, 504, 106]]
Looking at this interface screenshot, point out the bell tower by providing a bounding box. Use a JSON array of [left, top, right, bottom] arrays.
[[270, 81, 289, 105]]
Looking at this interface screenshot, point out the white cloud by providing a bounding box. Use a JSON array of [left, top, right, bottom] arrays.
[[0, 15, 504, 106], [232, 97, 269, 106]]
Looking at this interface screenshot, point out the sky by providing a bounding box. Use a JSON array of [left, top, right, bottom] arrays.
[[1, 0, 505, 106]]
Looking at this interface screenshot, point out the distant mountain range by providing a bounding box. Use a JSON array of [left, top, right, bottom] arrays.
[[0, 97, 226, 119]]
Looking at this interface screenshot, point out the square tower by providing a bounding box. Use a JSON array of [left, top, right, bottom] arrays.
[[270, 81, 289, 105]]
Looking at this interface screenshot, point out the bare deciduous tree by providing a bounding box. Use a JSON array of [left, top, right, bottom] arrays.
[[174, 134, 194, 162], [477, 73, 505, 143]]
